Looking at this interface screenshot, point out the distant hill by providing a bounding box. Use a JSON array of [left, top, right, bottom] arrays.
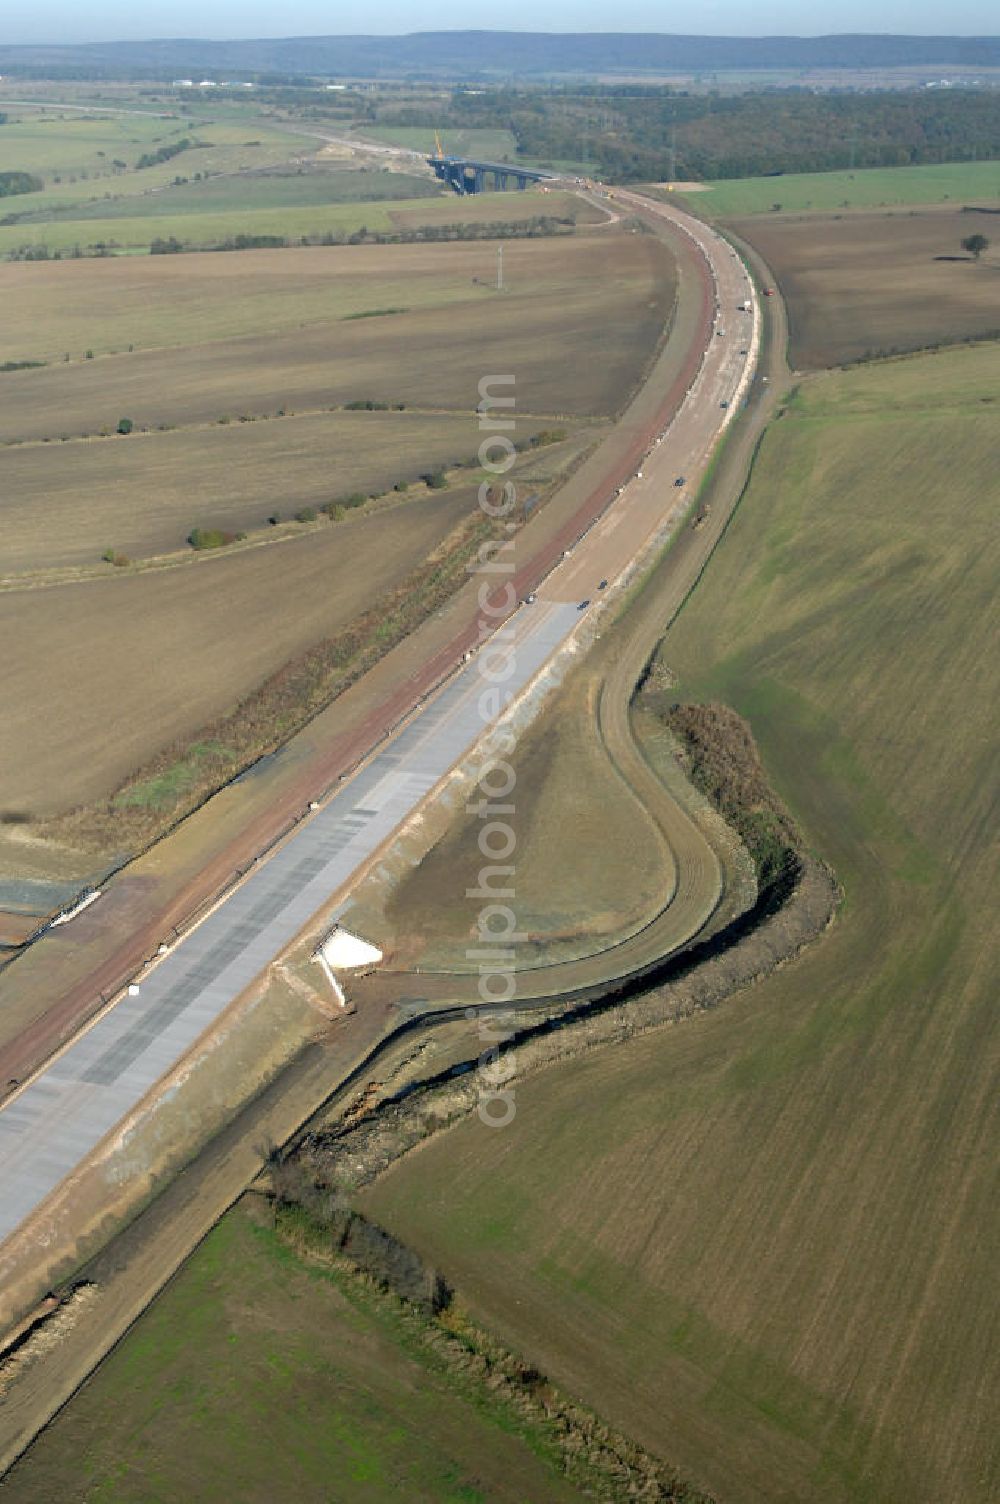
[[1, 31, 1000, 81]]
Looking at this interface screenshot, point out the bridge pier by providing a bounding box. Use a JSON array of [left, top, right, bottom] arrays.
[[428, 154, 547, 196]]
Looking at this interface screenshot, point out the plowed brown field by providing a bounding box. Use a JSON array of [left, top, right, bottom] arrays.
[[729, 205, 1000, 367]]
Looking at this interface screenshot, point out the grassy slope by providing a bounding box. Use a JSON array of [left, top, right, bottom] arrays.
[[691, 157, 1000, 216], [0, 1204, 588, 1504], [363, 344, 1000, 1503], [382, 666, 674, 968]]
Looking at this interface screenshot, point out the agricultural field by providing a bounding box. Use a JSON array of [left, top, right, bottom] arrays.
[[0, 486, 477, 814], [0, 196, 438, 256], [0, 242, 646, 426], [0, 223, 671, 844], [0, 108, 308, 216], [362, 344, 1000, 1504], [729, 205, 1000, 366], [0, 101, 599, 254], [687, 156, 1000, 217], [1, 411, 503, 570], [0, 225, 618, 363], [0, 181, 594, 259], [0, 1202, 590, 1504], [12, 167, 444, 222]]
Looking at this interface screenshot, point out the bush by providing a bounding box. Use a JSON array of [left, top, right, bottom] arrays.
[[663, 701, 801, 889], [187, 526, 242, 551], [294, 507, 317, 523], [0, 171, 43, 198], [116, 416, 133, 435], [270, 1161, 451, 1315], [101, 547, 130, 567], [136, 139, 192, 171], [212, 233, 287, 252], [421, 469, 447, 490]]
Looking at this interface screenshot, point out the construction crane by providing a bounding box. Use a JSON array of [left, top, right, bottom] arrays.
[[433, 131, 445, 160]]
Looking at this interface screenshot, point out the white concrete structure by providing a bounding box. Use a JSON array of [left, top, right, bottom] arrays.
[[313, 926, 382, 1008], [317, 927, 383, 971]]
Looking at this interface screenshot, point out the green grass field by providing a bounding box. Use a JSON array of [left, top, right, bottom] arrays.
[[0, 183, 581, 256], [689, 157, 1000, 216], [0, 1203, 589, 1504], [0, 109, 184, 175], [0, 111, 304, 214], [11, 168, 443, 222], [0, 196, 394, 254], [363, 343, 1000, 1504]]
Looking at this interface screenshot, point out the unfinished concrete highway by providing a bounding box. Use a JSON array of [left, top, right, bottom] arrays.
[[0, 190, 758, 1281]]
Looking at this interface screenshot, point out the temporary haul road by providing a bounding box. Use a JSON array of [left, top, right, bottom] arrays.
[[0, 195, 758, 1259]]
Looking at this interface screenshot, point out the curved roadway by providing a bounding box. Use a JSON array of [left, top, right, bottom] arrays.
[[0, 190, 758, 1274], [367, 192, 761, 1004]]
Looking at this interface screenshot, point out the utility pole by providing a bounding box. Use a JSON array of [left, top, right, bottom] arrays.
[[496, 245, 503, 292], [669, 123, 677, 183]]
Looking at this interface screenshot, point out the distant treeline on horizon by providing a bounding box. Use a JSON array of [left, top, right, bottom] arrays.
[[1, 31, 999, 81]]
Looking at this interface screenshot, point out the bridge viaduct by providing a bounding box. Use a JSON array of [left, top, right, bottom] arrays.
[[428, 154, 549, 194]]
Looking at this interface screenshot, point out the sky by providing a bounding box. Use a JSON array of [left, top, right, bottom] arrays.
[[0, 1, 996, 46]]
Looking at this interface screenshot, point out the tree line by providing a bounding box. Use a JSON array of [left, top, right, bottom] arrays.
[[149, 214, 574, 256], [385, 85, 1000, 182]]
